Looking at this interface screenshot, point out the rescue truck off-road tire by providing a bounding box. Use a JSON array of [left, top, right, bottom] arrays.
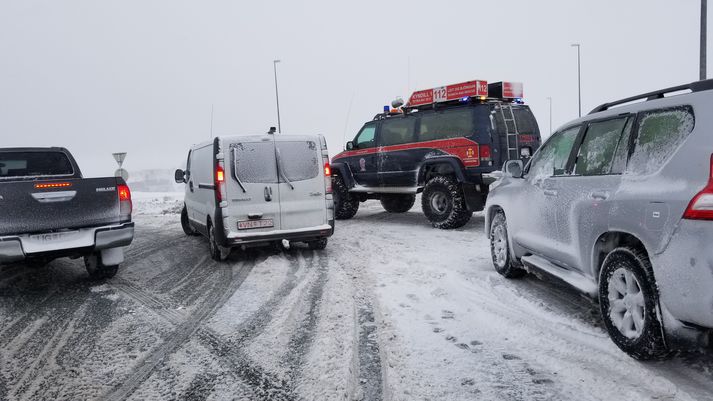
[[331, 80, 542, 229]]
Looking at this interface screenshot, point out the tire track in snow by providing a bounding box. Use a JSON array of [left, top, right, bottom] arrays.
[[102, 259, 255, 401]]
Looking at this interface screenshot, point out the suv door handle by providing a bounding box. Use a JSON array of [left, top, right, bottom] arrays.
[[543, 189, 558, 197], [590, 191, 610, 200]]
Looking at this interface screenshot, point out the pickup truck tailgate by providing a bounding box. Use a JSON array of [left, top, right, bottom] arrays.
[[0, 178, 125, 236]]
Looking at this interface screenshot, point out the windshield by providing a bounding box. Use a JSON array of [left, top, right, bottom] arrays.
[[0, 151, 74, 179]]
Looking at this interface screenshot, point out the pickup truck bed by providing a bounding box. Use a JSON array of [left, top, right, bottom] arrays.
[[0, 147, 134, 278]]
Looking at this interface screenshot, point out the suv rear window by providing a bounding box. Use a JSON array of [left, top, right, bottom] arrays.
[[232, 142, 278, 183], [418, 109, 474, 142], [276, 141, 320, 182], [0, 151, 74, 178], [628, 107, 695, 176]]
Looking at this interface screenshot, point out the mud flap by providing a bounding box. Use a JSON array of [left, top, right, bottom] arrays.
[[462, 183, 485, 212]]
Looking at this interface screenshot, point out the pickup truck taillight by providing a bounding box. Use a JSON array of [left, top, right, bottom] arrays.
[[683, 154, 713, 220], [118, 184, 132, 218]]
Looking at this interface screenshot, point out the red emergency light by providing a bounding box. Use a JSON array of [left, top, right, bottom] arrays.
[[407, 80, 489, 107]]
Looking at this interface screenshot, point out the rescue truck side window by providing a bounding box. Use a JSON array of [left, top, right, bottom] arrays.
[[418, 109, 474, 142], [354, 125, 377, 149], [380, 118, 416, 146]]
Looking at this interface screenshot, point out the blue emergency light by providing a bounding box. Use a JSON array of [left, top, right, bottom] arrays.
[[383, 105, 389, 112]]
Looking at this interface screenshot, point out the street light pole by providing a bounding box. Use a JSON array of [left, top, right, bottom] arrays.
[[571, 43, 581, 117], [273, 59, 282, 133], [546, 97, 552, 135], [702, 0, 708, 80]]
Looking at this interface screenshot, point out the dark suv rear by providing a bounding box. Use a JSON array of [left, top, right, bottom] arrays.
[[331, 80, 541, 229]]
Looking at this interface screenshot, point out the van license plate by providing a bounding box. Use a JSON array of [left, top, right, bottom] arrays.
[[238, 219, 274, 230]]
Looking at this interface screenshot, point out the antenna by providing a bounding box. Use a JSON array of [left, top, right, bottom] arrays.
[[342, 92, 355, 150], [210, 104, 214, 138]]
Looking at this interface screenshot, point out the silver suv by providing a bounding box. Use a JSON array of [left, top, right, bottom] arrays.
[[485, 79, 713, 359]]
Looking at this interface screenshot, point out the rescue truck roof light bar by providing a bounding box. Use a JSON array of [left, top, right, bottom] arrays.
[[403, 80, 524, 110]]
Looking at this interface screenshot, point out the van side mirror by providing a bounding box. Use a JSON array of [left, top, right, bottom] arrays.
[[174, 169, 186, 184], [346, 141, 354, 151], [504, 160, 524, 178]]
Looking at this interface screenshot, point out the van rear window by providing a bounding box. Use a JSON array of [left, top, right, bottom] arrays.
[[232, 142, 278, 183], [0, 151, 74, 178], [276, 141, 319, 182]]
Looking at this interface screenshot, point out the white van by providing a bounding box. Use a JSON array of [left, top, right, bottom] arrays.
[[175, 132, 335, 261]]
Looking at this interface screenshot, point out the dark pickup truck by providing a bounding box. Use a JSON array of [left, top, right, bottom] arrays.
[[0, 147, 134, 279]]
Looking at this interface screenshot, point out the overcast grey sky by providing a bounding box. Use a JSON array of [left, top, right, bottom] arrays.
[[0, 0, 706, 177]]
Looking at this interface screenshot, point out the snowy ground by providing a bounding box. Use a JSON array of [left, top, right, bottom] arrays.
[[1, 193, 713, 401]]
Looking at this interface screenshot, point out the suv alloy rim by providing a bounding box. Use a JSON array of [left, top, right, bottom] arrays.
[[430, 192, 448, 214], [607, 268, 646, 339], [491, 224, 507, 268]]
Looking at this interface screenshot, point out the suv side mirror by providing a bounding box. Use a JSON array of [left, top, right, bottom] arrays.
[[504, 160, 524, 178], [174, 169, 186, 184], [346, 141, 354, 151]]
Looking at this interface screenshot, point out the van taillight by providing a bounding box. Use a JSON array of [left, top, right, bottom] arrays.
[[683, 154, 713, 220], [215, 165, 225, 202], [118, 184, 132, 217], [479, 145, 492, 161], [324, 162, 331, 177], [323, 158, 332, 194]]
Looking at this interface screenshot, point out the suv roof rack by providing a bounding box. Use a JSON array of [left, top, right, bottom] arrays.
[[589, 79, 713, 115]]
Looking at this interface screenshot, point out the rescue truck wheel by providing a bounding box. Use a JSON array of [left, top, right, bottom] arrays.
[[422, 176, 472, 229], [333, 175, 359, 220], [380, 194, 416, 213]]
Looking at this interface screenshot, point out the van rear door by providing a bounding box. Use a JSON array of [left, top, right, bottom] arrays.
[[224, 138, 282, 235], [274, 137, 328, 231]]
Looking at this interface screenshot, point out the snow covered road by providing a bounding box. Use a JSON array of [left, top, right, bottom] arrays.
[[1, 194, 712, 401]]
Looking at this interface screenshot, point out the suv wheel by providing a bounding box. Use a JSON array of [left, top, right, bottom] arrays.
[[489, 211, 525, 278], [208, 222, 230, 262], [380, 194, 416, 213], [421, 176, 472, 229], [84, 253, 119, 280], [181, 206, 199, 236], [333, 175, 359, 220], [599, 247, 669, 360]]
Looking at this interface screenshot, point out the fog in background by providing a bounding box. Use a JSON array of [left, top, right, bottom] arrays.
[[0, 0, 706, 177]]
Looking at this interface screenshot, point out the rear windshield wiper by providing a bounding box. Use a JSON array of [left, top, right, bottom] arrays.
[[231, 148, 247, 193], [275, 148, 294, 190]]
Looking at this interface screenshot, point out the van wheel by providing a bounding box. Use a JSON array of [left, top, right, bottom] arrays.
[[380, 194, 416, 213], [489, 211, 525, 278], [421, 176, 472, 229], [84, 253, 119, 280], [181, 206, 199, 236], [599, 247, 669, 360], [308, 238, 328, 250], [333, 175, 359, 220], [208, 223, 230, 262]]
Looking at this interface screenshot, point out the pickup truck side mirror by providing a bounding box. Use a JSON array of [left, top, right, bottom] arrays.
[[346, 141, 354, 151], [174, 169, 186, 184], [504, 160, 524, 178]]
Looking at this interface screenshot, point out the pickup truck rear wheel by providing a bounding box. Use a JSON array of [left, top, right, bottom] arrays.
[[84, 254, 119, 280], [421, 176, 472, 229], [380, 194, 416, 213], [181, 206, 199, 236], [333, 175, 359, 220]]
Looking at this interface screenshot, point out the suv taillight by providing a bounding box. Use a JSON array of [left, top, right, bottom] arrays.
[[215, 165, 225, 202], [683, 154, 713, 220], [118, 184, 132, 218]]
